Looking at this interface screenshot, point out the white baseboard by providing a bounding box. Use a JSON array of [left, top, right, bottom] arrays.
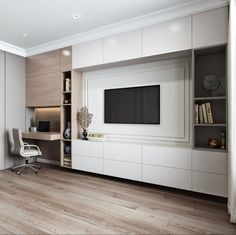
[[37, 158, 60, 166]]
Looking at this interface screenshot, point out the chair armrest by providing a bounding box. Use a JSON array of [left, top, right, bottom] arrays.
[[23, 145, 42, 155]]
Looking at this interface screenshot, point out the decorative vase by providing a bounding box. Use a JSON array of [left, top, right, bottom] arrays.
[[82, 129, 88, 140], [63, 122, 71, 139], [65, 78, 71, 92], [64, 145, 71, 155], [30, 127, 37, 132]]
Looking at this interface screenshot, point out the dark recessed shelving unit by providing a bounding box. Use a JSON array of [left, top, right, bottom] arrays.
[[193, 45, 227, 152]]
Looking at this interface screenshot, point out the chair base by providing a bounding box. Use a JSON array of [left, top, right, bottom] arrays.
[[12, 159, 41, 175]]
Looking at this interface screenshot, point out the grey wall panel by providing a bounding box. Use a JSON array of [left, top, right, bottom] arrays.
[[0, 51, 5, 170], [5, 53, 25, 168]]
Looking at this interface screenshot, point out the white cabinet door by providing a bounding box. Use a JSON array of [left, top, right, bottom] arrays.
[[104, 142, 142, 163], [72, 39, 103, 69], [192, 171, 227, 197], [193, 150, 228, 175], [193, 7, 228, 48], [72, 140, 103, 158], [143, 16, 191, 57], [143, 146, 191, 169], [0, 50, 5, 170], [104, 159, 142, 181], [143, 165, 191, 190], [104, 29, 142, 63], [72, 155, 103, 174]]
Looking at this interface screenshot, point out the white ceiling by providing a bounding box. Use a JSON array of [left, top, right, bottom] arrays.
[[0, 0, 199, 49]]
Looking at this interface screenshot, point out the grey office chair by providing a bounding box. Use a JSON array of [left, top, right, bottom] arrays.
[[9, 128, 42, 175]]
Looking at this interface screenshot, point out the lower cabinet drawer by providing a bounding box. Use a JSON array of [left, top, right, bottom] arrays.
[[143, 165, 191, 190], [104, 159, 142, 181], [192, 171, 227, 197], [72, 155, 103, 174], [193, 150, 228, 174]]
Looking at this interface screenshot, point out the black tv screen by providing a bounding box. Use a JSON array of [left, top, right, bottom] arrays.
[[104, 85, 160, 124]]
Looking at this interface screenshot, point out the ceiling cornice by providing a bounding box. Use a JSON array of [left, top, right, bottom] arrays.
[[0, 41, 26, 57], [1, 0, 229, 57]]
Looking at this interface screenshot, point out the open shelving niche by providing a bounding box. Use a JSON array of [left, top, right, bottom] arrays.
[[193, 45, 227, 152], [60, 69, 82, 168]]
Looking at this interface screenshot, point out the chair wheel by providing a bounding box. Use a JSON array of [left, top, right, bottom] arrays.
[[38, 166, 41, 169], [34, 171, 38, 174], [17, 171, 21, 175], [11, 168, 14, 172]]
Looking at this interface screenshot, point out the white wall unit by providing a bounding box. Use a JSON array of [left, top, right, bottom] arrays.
[[0, 51, 5, 170], [72, 39, 103, 69], [143, 165, 191, 190], [143, 16, 192, 57], [71, 140, 227, 197], [85, 58, 190, 144], [104, 29, 142, 63], [104, 159, 142, 181], [192, 171, 227, 197], [193, 7, 228, 48], [104, 142, 142, 163], [193, 150, 228, 175], [5, 53, 26, 168], [143, 146, 191, 169], [72, 139, 103, 158], [72, 155, 103, 174]]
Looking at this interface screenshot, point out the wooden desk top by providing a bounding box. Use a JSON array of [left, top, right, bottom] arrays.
[[22, 132, 61, 141]]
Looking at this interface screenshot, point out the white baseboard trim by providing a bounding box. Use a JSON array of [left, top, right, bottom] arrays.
[[37, 158, 60, 166]]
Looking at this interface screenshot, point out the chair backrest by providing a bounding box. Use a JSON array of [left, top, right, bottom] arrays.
[[9, 128, 24, 155]]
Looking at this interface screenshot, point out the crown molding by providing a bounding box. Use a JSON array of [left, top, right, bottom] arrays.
[[1, 0, 229, 57], [0, 41, 25, 57]]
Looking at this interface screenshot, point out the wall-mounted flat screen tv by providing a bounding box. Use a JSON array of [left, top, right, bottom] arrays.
[[104, 85, 160, 124]]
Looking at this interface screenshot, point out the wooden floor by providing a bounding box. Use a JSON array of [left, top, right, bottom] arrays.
[[0, 164, 235, 234]]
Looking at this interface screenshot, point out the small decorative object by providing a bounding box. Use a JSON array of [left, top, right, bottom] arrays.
[[203, 74, 220, 91], [64, 144, 71, 155], [63, 122, 71, 139], [64, 98, 71, 104], [30, 117, 37, 132], [77, 106, 93, 140], [208, 138, 219, 148], [65, 78, 71, 92], [88, 132, 105, 141], [221, 132, 226, 149]]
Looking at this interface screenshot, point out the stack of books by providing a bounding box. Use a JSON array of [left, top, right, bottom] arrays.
[[194, 103, 214, 124]]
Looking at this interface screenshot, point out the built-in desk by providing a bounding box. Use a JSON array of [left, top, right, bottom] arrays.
[[22, 132, 61, 141]]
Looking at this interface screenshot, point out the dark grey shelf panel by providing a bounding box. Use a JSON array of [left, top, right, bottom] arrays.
[[194, 123, 226, 127], [194, 96, 226, 101], [194, 146, 227, 153]]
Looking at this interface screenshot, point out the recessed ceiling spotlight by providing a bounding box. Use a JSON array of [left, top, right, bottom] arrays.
[[62, 50, 71, 57], [22, 33, 28, 37], [73, 15, 80, 19]]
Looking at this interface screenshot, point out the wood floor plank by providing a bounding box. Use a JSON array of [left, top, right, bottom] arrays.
[[0, 164, 235, 234]]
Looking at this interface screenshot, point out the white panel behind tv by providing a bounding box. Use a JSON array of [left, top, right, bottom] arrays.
[[83, 57, 191, 144]]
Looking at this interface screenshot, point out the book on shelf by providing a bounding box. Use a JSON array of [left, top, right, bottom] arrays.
[[194, 104, 199, 124], [205, 102, 214, 124], [201, 103, 208, 124], [199, 105, 204, 124]]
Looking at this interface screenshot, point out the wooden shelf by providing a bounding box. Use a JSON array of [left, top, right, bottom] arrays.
[[194, 96, 226, 101], [194, 123, 226, 127], [22, 132, 61, 141]]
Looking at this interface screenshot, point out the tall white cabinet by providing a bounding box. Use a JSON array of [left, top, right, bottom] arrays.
[[0, 50, 25, 170], [0, 51, 5, 170]]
